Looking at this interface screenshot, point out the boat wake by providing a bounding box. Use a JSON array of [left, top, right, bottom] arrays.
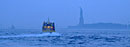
[[0, 32, 61, 38]]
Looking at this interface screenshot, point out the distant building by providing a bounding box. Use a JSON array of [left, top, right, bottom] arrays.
[[68, 7, 129, 29], [11, 25, 15, 29], [78, 7, 84, 26]]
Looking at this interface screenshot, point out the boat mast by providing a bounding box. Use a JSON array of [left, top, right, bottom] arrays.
[[48, 18, 50, 23]]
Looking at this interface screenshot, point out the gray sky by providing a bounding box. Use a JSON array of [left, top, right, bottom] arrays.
[[0, 0, 130, 29]]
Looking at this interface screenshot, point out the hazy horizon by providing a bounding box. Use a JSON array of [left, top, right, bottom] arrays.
[[0, 0, 130, 29]]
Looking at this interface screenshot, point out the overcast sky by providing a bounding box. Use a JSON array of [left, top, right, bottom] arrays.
[[0, 0, 130, 29]]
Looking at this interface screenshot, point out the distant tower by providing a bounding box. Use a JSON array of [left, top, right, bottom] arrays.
[[127, 21, 130, 31], [79, 7, 84, 26], [11, 25, 15, 29]]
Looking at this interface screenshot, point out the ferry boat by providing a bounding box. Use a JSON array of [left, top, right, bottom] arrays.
[[42, 18, 55, 33]]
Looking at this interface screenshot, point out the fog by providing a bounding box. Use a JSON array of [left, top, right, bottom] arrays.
[[0, 0, 130, 29]]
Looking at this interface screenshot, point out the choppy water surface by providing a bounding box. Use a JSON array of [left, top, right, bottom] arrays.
[[0, 29, 130, 47]]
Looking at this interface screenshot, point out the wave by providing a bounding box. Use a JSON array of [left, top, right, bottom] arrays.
[[0, 32, 61, 38]]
